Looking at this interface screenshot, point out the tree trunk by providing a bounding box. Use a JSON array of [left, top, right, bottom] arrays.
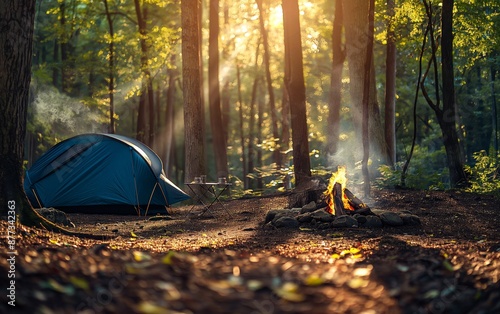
[[134, 0, 155, 146], [52, 39, 59, 88], [384, 0, 396, 167], [182, 0, 206, 185], [361, 0, 375, 197], [441, 0, 467, 187], [0, 1, 36, 217], [209, 0, 229, 180], [137, 83, 147, 142], [256, 0, 281, 168], [0, 1, 98, 236], [327, 0, 344, 160], [103, 0, 115, 134], [282, 0, 312, 187], [237, 64, 248, 189], [343, 0, 388, 166], [492, 66, 498, 156], [164, 54, 177, 176], [247, 76, 259, 190]]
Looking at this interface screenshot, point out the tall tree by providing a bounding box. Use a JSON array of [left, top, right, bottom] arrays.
[[164, 54, 178, 178], [384, 0, 397, 167], [209, 0, 229, 179], [421, 0, 467, 187], [256, 0, 281, 168], [0, 1, 36, 217], [134, 0, 155, 146], [343, 0, 388, 165], [0, 1, 79, 233], [361, 0, 375, 196], [327, 0, 344, 159], [440, 0, 467, 187], [182, 0, 206, 184], [282, 0, 311, 187], [103, 0, 116, 134], [236, 64, 249, 189]]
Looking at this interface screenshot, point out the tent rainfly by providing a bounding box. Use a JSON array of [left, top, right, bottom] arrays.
[[24, 133, 189, 215]]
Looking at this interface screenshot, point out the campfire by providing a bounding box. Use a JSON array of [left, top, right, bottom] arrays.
[[324, 166, 371, 216]]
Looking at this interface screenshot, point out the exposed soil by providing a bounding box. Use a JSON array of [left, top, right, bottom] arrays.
[[1, 189, 499, 314]]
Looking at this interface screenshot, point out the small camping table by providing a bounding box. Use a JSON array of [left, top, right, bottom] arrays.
[[185, 182, 232, 218]]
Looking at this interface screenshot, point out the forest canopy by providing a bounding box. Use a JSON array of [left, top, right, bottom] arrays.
[[26, 0, 500, 195]]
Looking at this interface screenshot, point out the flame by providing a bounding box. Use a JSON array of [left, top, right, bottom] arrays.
[[324, 166, 354, 215]]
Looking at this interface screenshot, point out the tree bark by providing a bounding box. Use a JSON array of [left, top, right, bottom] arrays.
[[441, 0, 467, 187], [248, 76, 259, 190], [282, 0, 312, 187], [134, 0, 155, 146], [361, 0, 375, 197], [256, 0, 281, 168], [343, 0, 388, 165], [0, 1, 36, 217], [209, 0, 229, 180], [384, 0, 396, 167], [237, 64, 248, 189], [0, 1, 104, 237], [491, 66, 498, 156], [182, 0, 206, 185], [103, 0, 115, 134], [164, 54, 177, 177], [327, 0, 344, 160]]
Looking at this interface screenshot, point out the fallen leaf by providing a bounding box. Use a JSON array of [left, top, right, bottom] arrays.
[[443, 260, 455, 272], [304, 274, 324, 286], [275, 282, 305, 302], [133, 251, 151, 262], [69, 276, 90, 291], [347, 277, 368, 289], [161, 251, 176, 265]]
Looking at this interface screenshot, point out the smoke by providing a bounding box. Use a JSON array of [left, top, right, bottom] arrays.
[[29, 85, 106, 138]]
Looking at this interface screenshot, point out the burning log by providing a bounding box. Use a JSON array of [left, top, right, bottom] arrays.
[[344, 188, 374, 215], [333, 183, 346, 216], [324, 166, 374, 216]]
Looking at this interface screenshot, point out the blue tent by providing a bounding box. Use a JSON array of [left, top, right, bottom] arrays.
[[24, 133, 189, 215]]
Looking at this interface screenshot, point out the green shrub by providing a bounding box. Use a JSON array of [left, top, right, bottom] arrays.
[[465, 151, 500, 195], [375, 145, 448, 190]]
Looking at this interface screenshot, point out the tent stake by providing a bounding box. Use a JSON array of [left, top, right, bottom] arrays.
[[144, 182, 158, 216]]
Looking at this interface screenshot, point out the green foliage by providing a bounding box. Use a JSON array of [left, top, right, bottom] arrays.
[[376, 145, 449, 190], [465, 151, 500, 195]]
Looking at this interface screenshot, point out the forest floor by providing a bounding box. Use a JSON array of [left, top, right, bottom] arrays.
[[1, 188, 500, 314]]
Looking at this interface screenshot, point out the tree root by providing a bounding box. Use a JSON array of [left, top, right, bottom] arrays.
[[19, 204, 115, 240]]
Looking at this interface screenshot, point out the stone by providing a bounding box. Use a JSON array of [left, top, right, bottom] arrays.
[[296, 213, 313, 223], [300, 201, 317, 214], [317, 222, 331, 230], [331, 215, 358, 228], [380, 211, 404, 226], [36, 207, 74, 227], [265, 209, 294, 224], [310, 209, 335, 223], [353, 214, 367, 224], [362, 215, 383, 228], [273, 216, 300, 229], [400, 214, 421, 226], [371, 209, 388, 216]]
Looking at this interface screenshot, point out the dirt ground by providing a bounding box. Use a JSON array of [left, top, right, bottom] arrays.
[[1, 188, 499, 314]]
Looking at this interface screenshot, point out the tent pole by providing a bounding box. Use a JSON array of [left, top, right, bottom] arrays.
[[157, 181, 170, 215], [129, 148, 141, 216], [144, 182, 158, 216], [31, 189, 43, 208]]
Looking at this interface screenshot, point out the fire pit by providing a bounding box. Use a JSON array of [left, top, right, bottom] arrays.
[[324, 166, 373, 216], [264, 167, 421, 229]]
